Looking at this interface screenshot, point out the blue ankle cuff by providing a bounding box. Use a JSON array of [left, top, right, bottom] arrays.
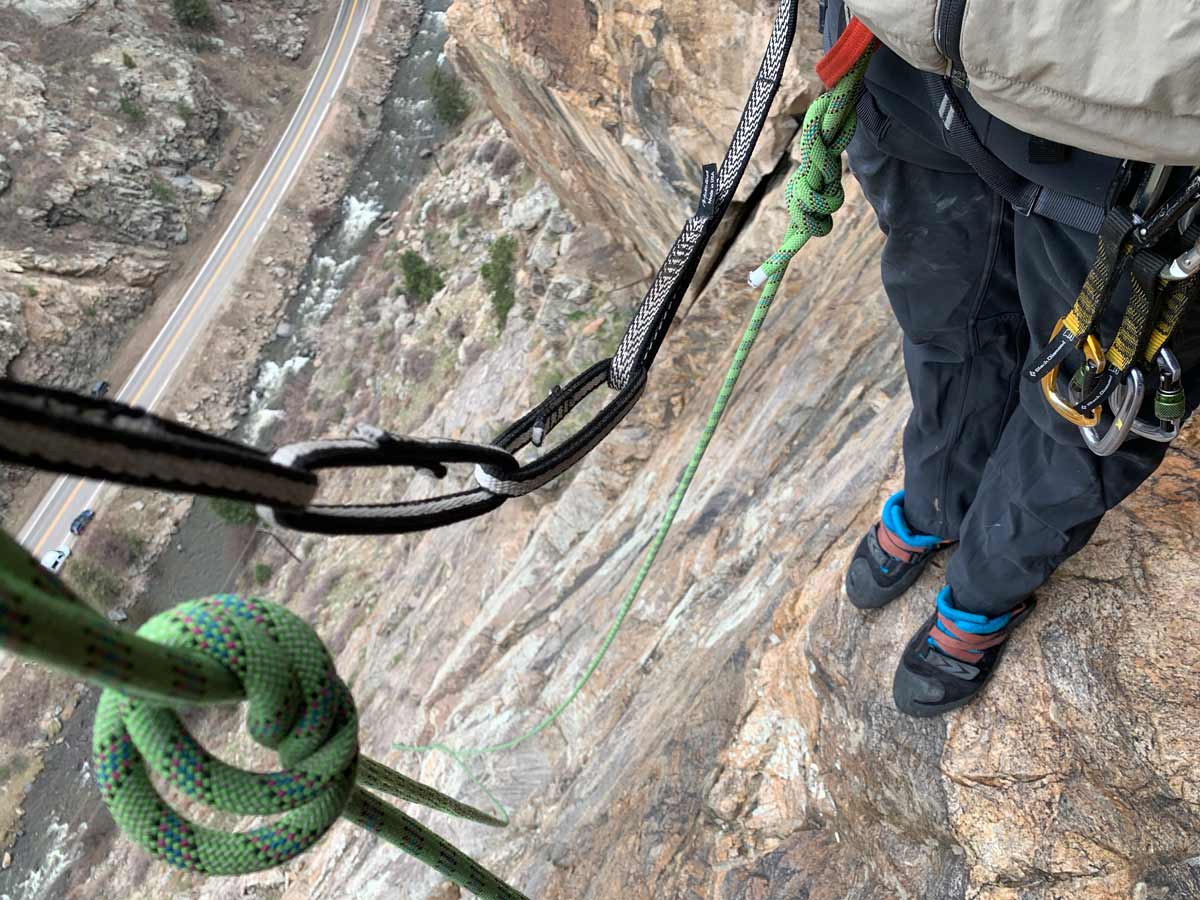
[[881, 491, 943, 549], [934, 587, 1012, 635]]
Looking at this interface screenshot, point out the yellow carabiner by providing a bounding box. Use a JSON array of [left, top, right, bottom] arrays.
[[1040, 317, 1105, 428]]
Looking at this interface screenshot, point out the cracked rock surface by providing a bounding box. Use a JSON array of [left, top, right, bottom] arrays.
[[11, 1, 1200, 898]]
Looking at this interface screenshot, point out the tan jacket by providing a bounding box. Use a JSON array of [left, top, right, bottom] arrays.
[[847, 0, 1200, 164]]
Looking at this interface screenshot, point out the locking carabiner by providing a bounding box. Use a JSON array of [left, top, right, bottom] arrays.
[[1070, 367, 1144, 456], [1040, 317, 1106, 428], [1117, 348, 1186, 443]]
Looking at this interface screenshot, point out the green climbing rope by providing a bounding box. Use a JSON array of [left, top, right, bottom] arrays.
[[0, 531, 525, 900], [396, 49, 876, 817]]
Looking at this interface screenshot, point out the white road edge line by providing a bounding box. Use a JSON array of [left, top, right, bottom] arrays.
[[17, 0, 367, 551]]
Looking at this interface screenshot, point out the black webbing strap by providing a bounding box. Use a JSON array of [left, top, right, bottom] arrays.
[[922, 74, 1107, 235], [853, 91, 887, 145], [473, 360, 647, 497], [0, 379, 318, 508], [609, 0, 800, 390]]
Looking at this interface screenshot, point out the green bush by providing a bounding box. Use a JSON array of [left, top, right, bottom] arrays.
[[400, 250, 445, 305], [254, 563, 273, 585], [482, 235, 517, 332], [172, 0, 215, 30], [123, 529, 147, 561], [209, 497, 258, 526], [429, 68, 471, 128], [149, 178, 175, 204], [118, 96, 147, 126]]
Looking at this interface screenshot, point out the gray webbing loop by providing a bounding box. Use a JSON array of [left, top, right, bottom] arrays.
[[610, 0, 801, 389], [473, 360, 647, 497], [260, 427, 520, 534]]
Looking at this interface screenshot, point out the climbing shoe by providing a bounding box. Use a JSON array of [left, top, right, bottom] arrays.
[[892, 587, 1036, 718], [845, 491, 949, 610]]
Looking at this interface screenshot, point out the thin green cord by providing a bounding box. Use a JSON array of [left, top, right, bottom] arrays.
[[395, 50, 875, 820]]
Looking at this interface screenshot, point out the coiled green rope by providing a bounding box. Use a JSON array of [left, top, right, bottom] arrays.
[[0, 532, 526, 899], [396, 49, 876, 818]]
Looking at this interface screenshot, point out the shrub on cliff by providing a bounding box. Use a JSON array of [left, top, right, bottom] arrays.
[[173, 0, 215, 31], [118, 96, 147, 127], [209, 497, 258, 526], [67, 560, 125, 609], [400, 250, 445, 305], [429, 68, 471, 128], [482, 235, 517, 332]]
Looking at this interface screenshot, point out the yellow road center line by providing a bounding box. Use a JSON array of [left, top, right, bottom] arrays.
[[131, 0, 360, 408], [32, 481, 85, 558], [32, 0, 361, 558]]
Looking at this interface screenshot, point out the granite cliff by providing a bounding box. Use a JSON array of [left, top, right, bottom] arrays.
[[7, 1, 1200, 898]]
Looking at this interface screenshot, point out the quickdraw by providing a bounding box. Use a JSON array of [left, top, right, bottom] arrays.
[[1030, 166, 1200, 453]]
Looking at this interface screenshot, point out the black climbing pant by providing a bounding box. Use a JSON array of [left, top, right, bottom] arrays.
[[842, 48, 1200, 617]]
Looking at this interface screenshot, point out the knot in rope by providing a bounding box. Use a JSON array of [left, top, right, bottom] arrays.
[[749, 49, 874, 289], [93, 595, 358, 875]]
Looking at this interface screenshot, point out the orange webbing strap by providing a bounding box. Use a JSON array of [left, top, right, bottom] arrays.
[[815, 16, 877, 89]]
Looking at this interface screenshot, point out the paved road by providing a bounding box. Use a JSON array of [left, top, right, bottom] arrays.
[[16, 0, 369, 560]]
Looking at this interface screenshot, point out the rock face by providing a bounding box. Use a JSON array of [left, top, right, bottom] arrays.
[[447, 0, 817, 265], [12, 3, 1200, 899], [0, 290, 26, 370], [2, 0, 95, 26]]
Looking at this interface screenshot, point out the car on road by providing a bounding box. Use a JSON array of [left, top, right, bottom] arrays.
[[70, 509, 95, 535], [90, 380, 110, 399], [40, 547, 70, 574]]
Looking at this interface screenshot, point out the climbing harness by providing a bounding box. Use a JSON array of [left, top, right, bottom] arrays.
[[1027, 166, 1200, 454], [0, 2, 881, 895]]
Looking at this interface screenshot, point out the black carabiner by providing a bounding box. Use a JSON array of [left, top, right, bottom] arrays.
[[475, 359, 647, 498], [260, 426, 520, 535]]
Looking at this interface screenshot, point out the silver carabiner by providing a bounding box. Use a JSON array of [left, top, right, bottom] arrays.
[[1122, 348, 1185, 443], [1071, 367, 1145, 456]]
